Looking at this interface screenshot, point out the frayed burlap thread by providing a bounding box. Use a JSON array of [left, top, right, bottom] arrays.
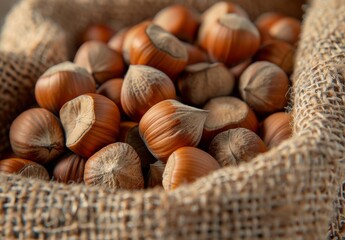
[[0, 0, 344, 239]]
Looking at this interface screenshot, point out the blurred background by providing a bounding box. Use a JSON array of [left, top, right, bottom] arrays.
[[0, 1, 18, 28]]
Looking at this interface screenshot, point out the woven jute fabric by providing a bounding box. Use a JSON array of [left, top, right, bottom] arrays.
[[0, 0, 344, 239]]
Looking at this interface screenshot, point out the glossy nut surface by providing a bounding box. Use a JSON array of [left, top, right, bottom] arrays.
[[10, 108, 65, 164]]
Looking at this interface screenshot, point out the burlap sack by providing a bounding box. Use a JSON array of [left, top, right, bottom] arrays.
[[0, 0, 344, 239]]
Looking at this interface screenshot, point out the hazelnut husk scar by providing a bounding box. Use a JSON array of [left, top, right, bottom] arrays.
[[60, 93, 120, 158], [84, 142, 144, 190]]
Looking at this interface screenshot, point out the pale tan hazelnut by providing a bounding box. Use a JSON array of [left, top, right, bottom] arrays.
[[178, 62, 235, 106], [239, 61, 290, 114], [209, 128, 267, 167], [84, 142, 144, 190]]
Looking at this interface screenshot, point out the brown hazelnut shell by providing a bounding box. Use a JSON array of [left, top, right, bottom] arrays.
[[153, 4, 200, 43], [199, 14, 260, 67], [209, 128, 267, 167], [269, 17, 301, 45], [162, 146, 220, 190], [119, 121, 157, 169], [255, 12, 286, 44], [108, 27, 128, 54], [74, 41, 125, 84], [260, 112, 292, 148], [202, 96, 258, 148], [0, 158, 50, 180], [121, 65, 176, 122], [178, 62, 235, 106], [129, 24, 188, 79], [183, 42, 209, 65], [53, 153, 86, 184], [253, 40, 295, 74], [239, 61, 290, 114], [139, 99, 208, 162], [198, 1, 248, 45], [97, 78, 124, 115], [80, 23, 115, 44], [35, 61, 96, 115], [60, 93, 121, 158], [10, 108, 65, 164], [122, 20, 152, 64], [84, 142, 144, 190]]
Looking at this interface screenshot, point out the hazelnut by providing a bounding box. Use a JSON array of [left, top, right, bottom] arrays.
[[253, 40, 295, 74], [53, 153, 86, 184], [162, 146, 220, 190], [208, 128, 267, 167], [202, 96, 258, 147], [118, 121, 157, 169], [198, 1, 248, 45], [96, 78, 124, 115], [108, 27, 128, 54], [0, 158, 50, 180], [139, 99, 208, 162], [35, 61, 96, 115], [199, 14, 260, 66], [80, 23, 115, 44], [122, 20, 152, 64], [239, 61, 290, 114], [255, 12, 286, 43], [153, 4, 200, 43], [146, 160, 165, 188], [10, 108, 65, 164], [84, 142, 144, 190], [74, 41, 125, 84], [269, 17, 301, 45], [260, 112, 292, 148], [59, 93, 121, 158], [183, 42, 209, 65], [121, 65, 176, 122], [129, 24, 188, 79], [178, 62, 235, 106]]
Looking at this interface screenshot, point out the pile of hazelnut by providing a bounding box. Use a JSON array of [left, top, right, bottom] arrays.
[[1, 2, 300, 190]]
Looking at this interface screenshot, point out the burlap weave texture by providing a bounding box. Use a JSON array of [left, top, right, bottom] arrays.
[[0, 0, 344, 239]]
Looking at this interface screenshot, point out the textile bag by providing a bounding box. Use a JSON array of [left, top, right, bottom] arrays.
[[0, 0, 344, 239]]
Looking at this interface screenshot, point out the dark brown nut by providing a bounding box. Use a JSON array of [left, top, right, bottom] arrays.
[[253, 40, 295, 74], [199, 14, 260, 66], [53, 153, 86, 184], [0, 158, 50, 180], [183, 42, 209, 65], [255, 12, 286, 43], [162, 146, 220, 190], [10, 108, 65, 164], [153, 4, 200, 43], [74, 41, 125, 84], [96, 78, 124, 115], [139, 99, 208, 163], [269, 17, 301, 45], [80, 23, 115, 44], [118, 121, 157, 169], [146, 160, 165, 188], [35, 61, 96, 114], [129, 24, 188, 79], [260, 112, 292, 148]]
